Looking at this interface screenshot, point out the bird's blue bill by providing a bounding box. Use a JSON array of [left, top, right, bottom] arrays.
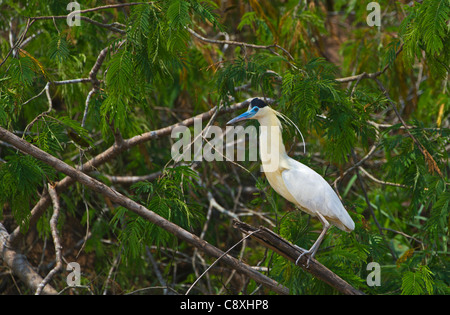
[[227, 107, 258, 125]]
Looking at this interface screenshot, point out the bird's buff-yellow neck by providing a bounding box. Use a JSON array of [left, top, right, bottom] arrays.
[[257, 109, 290, 173]]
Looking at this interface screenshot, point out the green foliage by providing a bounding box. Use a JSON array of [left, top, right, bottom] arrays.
[[216, 54, 283, 103], [30, 115, 92, 154], [9, 56, 35, 87], [401, 265, 435, 295], [280, 58, 379, 164], [48, 35, 70, 63], [111, 166, 202, 262], [106, 50, 134, 96], [280, 58, 340, 126], [167, 0, 191, 29], [400, 0, 450, 78], [0, 155, 50, 230]]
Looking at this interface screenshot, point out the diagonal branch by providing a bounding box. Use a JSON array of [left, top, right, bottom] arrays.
[[374, 78, 443, 177], [233, 220, 365, 295], [0, 126, 289, 295]]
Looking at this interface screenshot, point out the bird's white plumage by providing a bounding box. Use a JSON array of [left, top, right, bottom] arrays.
[[282, 158, 355, 232]]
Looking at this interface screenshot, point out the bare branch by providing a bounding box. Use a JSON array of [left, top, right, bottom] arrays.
[[22, 82, 52, 136], [100, 170, 162, 185], [336, 43, 404, 83], [188, 28, 295, 62], [0, 18, 34, 68], [358, 166, 409, 188], [53, 78, 91, 85], [30, 2, 145, 19], [35, 184, 63, 295]]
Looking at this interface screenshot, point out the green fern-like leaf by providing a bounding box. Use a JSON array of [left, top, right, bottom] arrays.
[[167, 0, 191, 29], [418, 0, 450, 56], [401, 265, 435, 295], [191, 0, 223, 31], [48, 35, 70, 63], [280, 58, 339, 127], [0, 155, 47, 230], [128, 4, 153, 39], [425, 189, 450, 237], [100, 93, 129, 137], [57, 115, 93, 148], [9, 56, 35, 87], [34, 119, 66, 154], [400, 0, 450, 78], [216, 55, 281, 102], [106, 50, 133, 95]]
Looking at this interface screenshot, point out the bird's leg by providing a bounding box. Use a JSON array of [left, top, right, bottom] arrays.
[[293, 244, 308, 252], [295, 212, 330, 268]]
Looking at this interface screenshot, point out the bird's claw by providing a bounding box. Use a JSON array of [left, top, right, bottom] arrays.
[[294, 246, 313, 268]]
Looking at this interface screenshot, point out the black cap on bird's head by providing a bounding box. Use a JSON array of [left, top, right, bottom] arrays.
[[250, 98, 267, 109], [226, 98, 269, 125]]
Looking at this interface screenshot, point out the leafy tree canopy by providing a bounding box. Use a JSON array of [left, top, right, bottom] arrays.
[[0, 0, 448, 295]]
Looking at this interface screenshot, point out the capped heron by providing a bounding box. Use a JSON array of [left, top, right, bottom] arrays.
[[227, 98, 355, 266]]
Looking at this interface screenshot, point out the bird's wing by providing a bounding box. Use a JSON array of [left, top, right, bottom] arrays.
[[281, 159, 355, 232]]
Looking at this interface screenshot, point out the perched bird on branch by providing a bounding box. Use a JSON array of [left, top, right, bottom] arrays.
[[227, 98, 355, 266]]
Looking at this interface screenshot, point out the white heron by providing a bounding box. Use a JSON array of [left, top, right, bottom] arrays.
[[227, 98, 355, 266]]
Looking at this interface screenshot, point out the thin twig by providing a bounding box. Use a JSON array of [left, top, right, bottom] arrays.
[[102, 250, 121, 295], [333, 141, 380, 191], [21, 84, 48, 106], [351, 150, 398, 261], [374, 78, 443, 177], [31, 2, 145, 20], [146, 247, 174, 295], [22, 82, 52, 137], [358, 166, 409, 188], [0, 18, 34, 68], [185, 229, 260, 295], [82, 88, 96, 128], [35, 183, 62, 295], [53, 78, 91, 85], [187, 28, 295, 62], [336, 43, 404, 83]]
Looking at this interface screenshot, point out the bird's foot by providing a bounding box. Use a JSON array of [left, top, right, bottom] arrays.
[[294, 247, 313, 268]]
